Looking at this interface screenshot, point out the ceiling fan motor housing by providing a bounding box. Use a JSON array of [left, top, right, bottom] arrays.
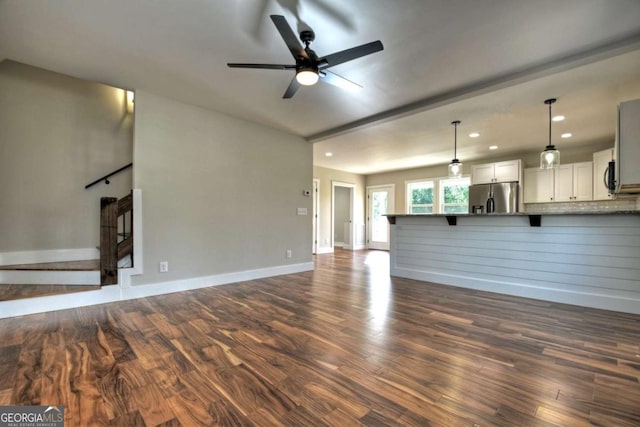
[[300, 29, 315, 45]]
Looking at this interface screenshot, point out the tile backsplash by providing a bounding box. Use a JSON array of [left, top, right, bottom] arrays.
[[525, 197, 639, 213]]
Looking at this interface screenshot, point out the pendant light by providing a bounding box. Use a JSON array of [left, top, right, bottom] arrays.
[[540, 98, 560, 169], [448, 120, 462, 178]]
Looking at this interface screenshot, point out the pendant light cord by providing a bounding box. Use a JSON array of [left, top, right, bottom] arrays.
[[544, 98, 556, 149], [451, 120, 460, 160], [548, 100, 552, 148]]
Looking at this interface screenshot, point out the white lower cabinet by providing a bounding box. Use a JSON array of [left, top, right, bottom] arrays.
[[524, 162, 593, 204]]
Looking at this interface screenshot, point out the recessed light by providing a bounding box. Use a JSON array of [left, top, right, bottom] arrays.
[[561, 133, 572, 138], [489, 145, 498, 150], [552, 115, 565, 122], [325, 152, 333, 157], [469, 132, 480, 138]]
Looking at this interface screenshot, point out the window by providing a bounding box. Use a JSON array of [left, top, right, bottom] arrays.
[[406, 180, 434, 213], [439, 177, 470, 213], [406, 176, 470, 214]]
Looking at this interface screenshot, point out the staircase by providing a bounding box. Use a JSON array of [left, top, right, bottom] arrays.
[[0, 260, 101, 301], [0, 191, 135, 302]]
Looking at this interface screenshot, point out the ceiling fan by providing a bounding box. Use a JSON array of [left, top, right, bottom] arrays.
[[228, 15, 383, 98]]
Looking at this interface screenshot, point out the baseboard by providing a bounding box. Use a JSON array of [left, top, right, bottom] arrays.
[[341, 244, 367, 251], [122, 261, 313, 297], [118, 189, 144, 287], [118, 255, 132, 268], [0, 261, 314, 319], [391, 266, 640, 315], [315, 247, 334, 254], [0, 248, 99, 266]]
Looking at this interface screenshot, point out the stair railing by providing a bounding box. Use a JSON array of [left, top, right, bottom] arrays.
[[100, 191, 133, 285], [85, 163, 133, 189]]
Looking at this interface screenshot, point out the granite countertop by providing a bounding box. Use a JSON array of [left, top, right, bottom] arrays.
[[385, 210, 640, 217]]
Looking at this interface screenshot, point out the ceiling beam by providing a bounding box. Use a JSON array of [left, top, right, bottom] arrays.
[[306, 32, 640, 143]]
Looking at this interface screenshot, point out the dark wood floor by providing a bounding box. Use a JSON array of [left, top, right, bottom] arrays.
[[1, 249, 639, 426]]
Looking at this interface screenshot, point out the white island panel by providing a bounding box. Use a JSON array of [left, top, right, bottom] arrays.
[[390, 214, 640, 314]]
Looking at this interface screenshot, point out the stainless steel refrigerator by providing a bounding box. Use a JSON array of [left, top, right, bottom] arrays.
[[468, 181, 519, 213]]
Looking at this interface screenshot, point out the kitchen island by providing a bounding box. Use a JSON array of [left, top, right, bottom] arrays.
[[386, 211, 640, 314]]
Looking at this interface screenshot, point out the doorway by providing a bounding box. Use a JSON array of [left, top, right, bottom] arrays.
[[331, 181, 355, 250], [312, 179, 319, 254], [367, 185, 394, 250]]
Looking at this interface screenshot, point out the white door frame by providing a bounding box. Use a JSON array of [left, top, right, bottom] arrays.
[[367, 184, 395, 250], [331, 181, 355, 250], [312, 179, 319, 254]]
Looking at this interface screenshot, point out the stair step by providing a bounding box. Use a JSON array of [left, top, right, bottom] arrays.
[[0, 259, 99, 271], [0, 260, 101, 285], [0, 283, 102, 302]]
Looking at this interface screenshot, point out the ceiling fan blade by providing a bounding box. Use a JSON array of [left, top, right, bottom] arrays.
[[319, 40, 383, 68], [227, 63, 296, 70], [283, 77, 300, 99], [270, 15, 308, 60], [320, 70, 363, 92]]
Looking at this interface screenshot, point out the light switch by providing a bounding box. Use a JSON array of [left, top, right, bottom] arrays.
[[297, 207, 308, 215]]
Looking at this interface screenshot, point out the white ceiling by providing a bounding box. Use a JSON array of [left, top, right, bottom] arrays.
[[2, 0, 640, 174]]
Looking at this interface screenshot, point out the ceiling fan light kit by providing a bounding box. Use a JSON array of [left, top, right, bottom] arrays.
[[540, 98, 561, 169], [227, 15, 383, 98], [296, 67, 319, 85]]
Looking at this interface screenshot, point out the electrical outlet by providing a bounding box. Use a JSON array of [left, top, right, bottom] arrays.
[[159, 261, 169, 273], [286, 250, 292, 259]]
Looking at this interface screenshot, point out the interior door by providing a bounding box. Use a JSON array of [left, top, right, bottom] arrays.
[[367, 185, 394, 250], [312, 179, 319, 254]]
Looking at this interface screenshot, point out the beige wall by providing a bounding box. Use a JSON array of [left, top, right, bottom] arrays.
[[366, 163, 449, 215], [313, 166, 366, 252], [132, 91, 312, 285], [0, 60, 133, 252]]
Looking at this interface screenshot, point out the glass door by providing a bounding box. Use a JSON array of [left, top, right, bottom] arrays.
[[367, 185, 394, 250]]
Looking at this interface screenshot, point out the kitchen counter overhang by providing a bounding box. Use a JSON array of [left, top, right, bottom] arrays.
[[387, 211, 640, 314], [386, 211, 639, 226]]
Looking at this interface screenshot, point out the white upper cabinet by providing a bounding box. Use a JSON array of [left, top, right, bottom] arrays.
[[616, 99, 640, 193], [593, 148, 615, 200], [471, 160, 521, 184], [471, 163, 496, 184], [554, 162, 593, 202], [524, 162, 593, 204], [494, 160, 521, 182], [553, 165, 575, 202], [573, 162, 595, 201], [523, 168, 554, 203]]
